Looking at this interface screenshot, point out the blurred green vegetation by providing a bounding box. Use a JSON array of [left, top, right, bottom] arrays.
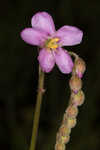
[[0, 0, 100, 150]]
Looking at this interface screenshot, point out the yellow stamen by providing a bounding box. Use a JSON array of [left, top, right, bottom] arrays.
[[45, 38, 60, 50]]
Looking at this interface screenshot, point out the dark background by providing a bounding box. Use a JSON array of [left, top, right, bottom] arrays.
[[0, 0, 100, 150]]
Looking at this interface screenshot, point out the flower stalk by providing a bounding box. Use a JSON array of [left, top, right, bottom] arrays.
[[29, 65, 45, 150], [20, 11, 85, 150], [55, 53, 86, 150]]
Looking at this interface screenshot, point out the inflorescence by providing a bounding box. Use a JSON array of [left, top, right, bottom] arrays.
[[55, 53, 86, 150]]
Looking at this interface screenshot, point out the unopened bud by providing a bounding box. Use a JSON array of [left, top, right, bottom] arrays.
[[56, 133, 70, 144], [73, 58, 86, 78], [67, 117, 77, 128], [70, 90, 85, 106], [66, 105, 78, 118], [69, 75, 82, 93], [61, 135, 70, 144], [55, 143, 65, 150], [59, 125, 71, 136], [63, 114, 68, 123], [63, 114, 76, 128]]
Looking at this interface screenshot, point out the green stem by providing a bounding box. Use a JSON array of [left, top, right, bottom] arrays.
[[69, 51, 79, 59], [29, 65, 45, 150]]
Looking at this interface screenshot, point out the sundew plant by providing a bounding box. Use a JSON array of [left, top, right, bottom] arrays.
[[20, 11, 86, 150]]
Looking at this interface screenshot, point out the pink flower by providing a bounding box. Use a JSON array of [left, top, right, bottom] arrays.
[[20, 12, 83, 73]]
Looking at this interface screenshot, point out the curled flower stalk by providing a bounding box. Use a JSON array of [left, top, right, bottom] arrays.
[[20, 11, 85, 150], [55, 53, 86, 150]]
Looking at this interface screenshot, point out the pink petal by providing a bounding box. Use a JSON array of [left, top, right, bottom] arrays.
[[38, 48, 55, 73], [55, 26, 83, 46], [31, 12, 55, 35], [20, 28, 47, 46], [55, 48, 73, 74]]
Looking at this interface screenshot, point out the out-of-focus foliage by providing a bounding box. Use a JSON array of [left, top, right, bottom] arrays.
[[0, 0, 100, 150]]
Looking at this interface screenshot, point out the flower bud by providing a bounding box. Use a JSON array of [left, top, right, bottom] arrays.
[[63, 113, 67, 123], [69, 75, 82, 93], [66, 105, 78, 118], [55, 143, 65, 150], [61, 135, 70, 144], [56, 133, 70, 144], [70, 90, 85, 106], [59, 125, 71, 136], [73, 58, 86, 78], [67, 117, 77, 128], [63, 114, 77, 128]]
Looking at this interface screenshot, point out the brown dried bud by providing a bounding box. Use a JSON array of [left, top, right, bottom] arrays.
[[69, 75, 82, 93], [55, 143, 65, 150], [70, 90, 85, 106], [66, 105, 78, 118], [59, 125, 71, 136], [73, 58, 86, 78]]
